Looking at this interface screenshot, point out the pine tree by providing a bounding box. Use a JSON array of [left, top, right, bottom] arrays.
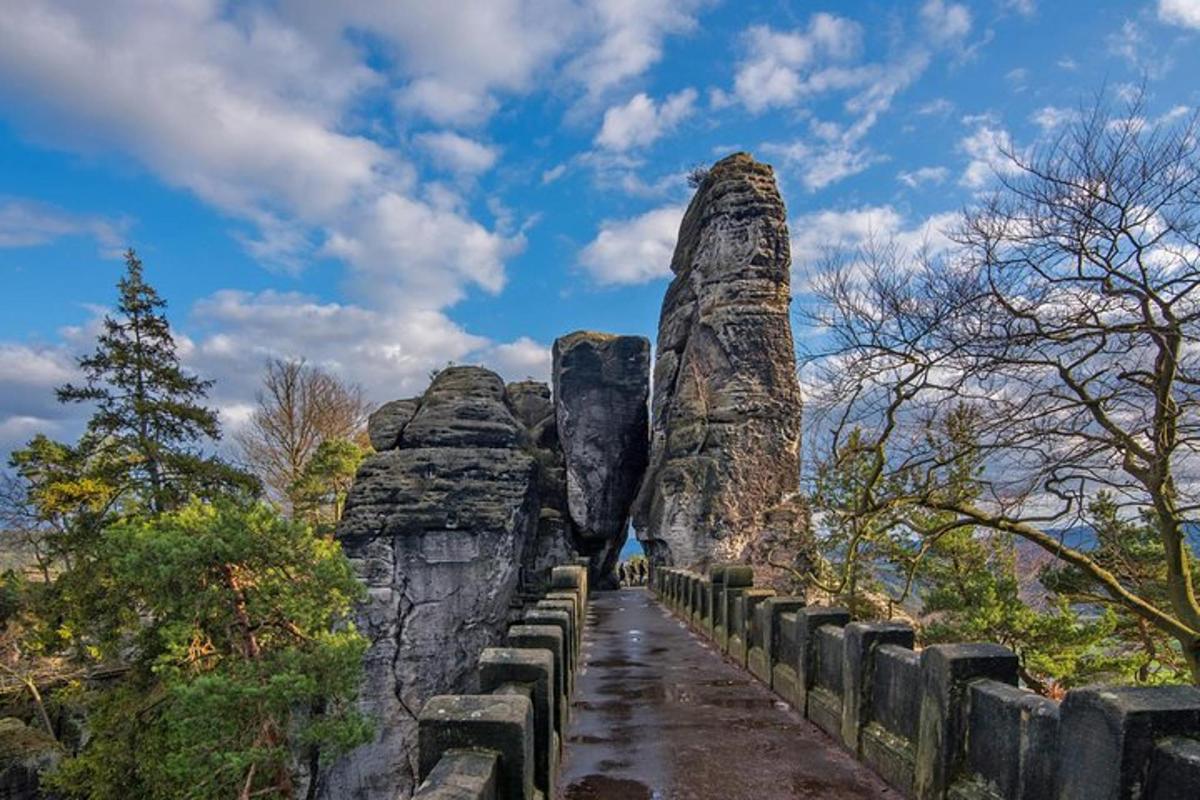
[[56, 249, 256, 512]]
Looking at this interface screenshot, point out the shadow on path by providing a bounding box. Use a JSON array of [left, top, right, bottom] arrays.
[[558, 588, 895, 800]]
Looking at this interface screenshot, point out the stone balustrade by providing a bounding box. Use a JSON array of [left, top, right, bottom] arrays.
[[413, 564, 589, 800], [653, 564, 1200, 800]]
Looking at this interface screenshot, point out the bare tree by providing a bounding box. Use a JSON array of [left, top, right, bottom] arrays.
[[803, 90, 1200, 681], [235, 359, 371, 511]]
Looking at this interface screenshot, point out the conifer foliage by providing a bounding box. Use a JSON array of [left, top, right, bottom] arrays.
[[56, 249, 257, 512]]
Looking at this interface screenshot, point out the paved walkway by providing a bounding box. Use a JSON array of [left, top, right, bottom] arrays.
[[558, 589, 895, 800]]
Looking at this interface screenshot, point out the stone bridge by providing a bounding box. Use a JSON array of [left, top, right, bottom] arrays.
[[408, 563, 1200, 799], [323, 153, 1200, 799]]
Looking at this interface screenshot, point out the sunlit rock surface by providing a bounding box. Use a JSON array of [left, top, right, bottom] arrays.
[[632, 152, 804, 571]]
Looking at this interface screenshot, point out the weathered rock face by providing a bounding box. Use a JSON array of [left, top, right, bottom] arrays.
[[367, 398, 419, 451], [318, 366, 540, 800], [632, 152, 804, 571], [552, 332, 650, 585], [507, 380, 581, 585]]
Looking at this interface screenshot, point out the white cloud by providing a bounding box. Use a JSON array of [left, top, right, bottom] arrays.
[[1159, 0, 1200, 29], [1031, 106, 1077, 132], [916, 98, 955, 116], [189, 290, 490, 404], [595, 88, 698, 151], [480, 337, 551, 383], [579, 205, 685, 285], [731, 15, 866, 113], [0, 198, 128, 255], [1004, 0, 1037, 15], [322, 191, 521, 309], [959, 123, 1021, 188], [790, 206, 958, 272], [897, 166, 950, 187], [762, 135, 882, 192], [541, 164, 567, 184], [565, 0, 708, 101], [920, 0, 972, 45], [1108, 20, 1172, 78], [0, 341, 85, 455], [415, 131, 500, 174]]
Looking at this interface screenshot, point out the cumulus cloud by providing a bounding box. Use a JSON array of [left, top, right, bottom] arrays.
[[1030, 106, 1077, 131], [762, 134, 881, 192], [595, 89, 698, 151], [790, 205, 958, 274], [897, 166, 950, 187], [479, 337, 551, 383], [578, 205, 684, 285], [920, 0, 972, 46], [414, 131, 500, 174], [1159, 0, 1200, 29], [959, 122, 1021, 188], [0, 341, 85, 456], [0, 198, 128, 255], [565, 0, 709, 103], [730, 15, 865, 114]]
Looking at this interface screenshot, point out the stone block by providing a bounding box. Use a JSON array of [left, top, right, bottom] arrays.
[[544, 590, 582, 630], [771, 611, 802, 706], [1148, 736, 1200, 800], [715, 586, 749, 653], [418, 694, 535, 800], [862, 644, 921, 795], [478, 648, 556, 795], [535, 599, 579, 650], [550, 565, 588, 608], [696, 578, 714, 632], [723, 565, 754, 588], [793, 607, 851, 716], [729, 589, 775, 667], [841, 622, 915, 753], [1057, 685, 1200, 800], [506, 625, 567, 717], [914, 644, 1019, 800], [748, 596, 804, 686], [523, 608, 574, 672], [810, 625, 847, 740], [955, 678, 1058, 800], [412, 748, 499, 800]]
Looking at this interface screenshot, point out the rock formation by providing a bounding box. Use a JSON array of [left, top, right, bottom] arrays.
[[318, 366, 540, 800], [507, 380, 580, 583], [632, 152, 804, 571], [552, 332, 650, 585], [366, 397, 419, 451]]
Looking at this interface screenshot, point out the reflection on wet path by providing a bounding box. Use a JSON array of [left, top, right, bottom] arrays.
[[557, 588, 894, 800]]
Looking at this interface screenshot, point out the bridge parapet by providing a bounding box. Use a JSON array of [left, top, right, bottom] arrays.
[[414, 564, 588, 800], [654, 566, 1200, 800]]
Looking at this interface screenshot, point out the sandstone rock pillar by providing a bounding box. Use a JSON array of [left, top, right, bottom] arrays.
[[632, 152, 804, 571], [552, 331, 650, 587]]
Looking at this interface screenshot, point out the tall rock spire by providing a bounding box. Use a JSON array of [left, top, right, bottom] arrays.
[[632, 152, 804, 570]]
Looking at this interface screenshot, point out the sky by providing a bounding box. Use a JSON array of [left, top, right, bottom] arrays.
[[2, 0, 1200, 464]]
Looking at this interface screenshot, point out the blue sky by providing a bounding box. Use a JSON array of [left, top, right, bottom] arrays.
[[2, 0, 1199, 461]]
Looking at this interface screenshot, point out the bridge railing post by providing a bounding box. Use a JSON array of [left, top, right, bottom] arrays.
[[791, 607, 850, 718], [715, 566, 754, 653], [417, 694, 536, 800], [478, 648, 557, 795], [748, 596, 804, 688], [840, 622, 915, 755], [1055, 685, 1200, 800], [913, 643, 1019, 800], [729, 588, 775, 667]]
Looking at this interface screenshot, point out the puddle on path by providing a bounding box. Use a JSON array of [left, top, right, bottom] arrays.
[[564, 774, 654, 800]]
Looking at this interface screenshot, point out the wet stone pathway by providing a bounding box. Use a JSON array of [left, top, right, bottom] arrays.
[[558, 588, 895, 800]]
